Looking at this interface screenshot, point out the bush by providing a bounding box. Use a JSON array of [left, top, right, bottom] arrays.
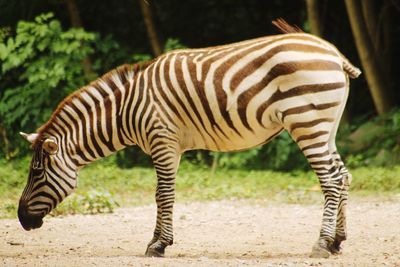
[[0, 13, 128, 158], [338, 108, 400, 167], [212, 131, 308, 171], [213, 109, 400, 171], [0, 13, 95, 155], [51, 189, 119, 215]]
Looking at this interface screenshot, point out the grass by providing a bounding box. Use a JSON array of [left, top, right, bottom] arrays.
[[1, 156, 400, 218]]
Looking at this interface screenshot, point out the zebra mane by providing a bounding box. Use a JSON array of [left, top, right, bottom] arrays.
[[34, 60, 154, 145], [272, 18, 303, 34]]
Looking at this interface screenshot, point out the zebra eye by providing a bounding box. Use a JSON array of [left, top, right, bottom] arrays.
[[32, 167, 44, 175], [30, 164, 45, 179], [43, 139, 58, 155]]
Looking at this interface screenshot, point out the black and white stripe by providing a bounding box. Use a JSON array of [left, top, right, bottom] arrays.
[[19, 26, 360, 258]]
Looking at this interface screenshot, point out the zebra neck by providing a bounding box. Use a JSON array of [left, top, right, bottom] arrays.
[[40, 64, 153, 167]]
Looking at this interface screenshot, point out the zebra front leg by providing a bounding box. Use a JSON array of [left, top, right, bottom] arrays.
[[145, 188, 162, 253], [145, 148, 180, 257]]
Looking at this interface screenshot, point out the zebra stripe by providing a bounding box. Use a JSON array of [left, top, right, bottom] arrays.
[[19, 27, 360, 258]]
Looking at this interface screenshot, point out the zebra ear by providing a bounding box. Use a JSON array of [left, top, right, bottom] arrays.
[[43, 139, 58, 155], [20, 132, 38, 144]]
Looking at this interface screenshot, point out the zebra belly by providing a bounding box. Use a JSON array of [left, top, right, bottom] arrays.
[[180, 122, 283, 153], [215, 126, 284, 152]]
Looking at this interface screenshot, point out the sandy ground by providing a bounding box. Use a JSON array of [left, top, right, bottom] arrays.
[[0, 199, 399, 267]]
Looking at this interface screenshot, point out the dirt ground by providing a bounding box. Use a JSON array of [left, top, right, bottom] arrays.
[[1, 198, 399, 267]]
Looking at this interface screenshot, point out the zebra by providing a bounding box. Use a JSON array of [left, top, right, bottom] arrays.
[[18, 19, 360, 258]]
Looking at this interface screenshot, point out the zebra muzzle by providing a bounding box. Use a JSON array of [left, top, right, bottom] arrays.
[[17, 202, 44, 231]]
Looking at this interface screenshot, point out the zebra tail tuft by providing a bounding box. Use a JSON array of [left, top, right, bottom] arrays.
[[342, 59, 361, 79], [272, 18, 303, 34]]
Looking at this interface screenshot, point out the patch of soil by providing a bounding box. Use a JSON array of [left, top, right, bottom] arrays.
[[1, 199, 399, 266]]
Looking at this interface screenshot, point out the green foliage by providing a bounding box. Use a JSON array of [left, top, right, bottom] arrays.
[[52, 189, 119, 216], [0, 13, 96, 153], [338, 109, 400, 167], [131, 53, 152, 63], [349, 166, 400, 192], [212, 131, 308, 171], [92, 34, 130, 74], [0, 14, 126, 157], [2, 156, 399, 218], [0, 157, 30, 218], [164, 38, 187, 51], [209, 109, 400, 171], [116, 146, 152, 168], [0, 27, 11, 42], [214, 149, 260, 169]]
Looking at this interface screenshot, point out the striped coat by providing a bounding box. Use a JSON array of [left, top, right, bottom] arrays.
[[19, 20, 360, 258]]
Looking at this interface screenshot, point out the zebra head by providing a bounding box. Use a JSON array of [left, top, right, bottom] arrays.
[[18, 132, 78, 230]]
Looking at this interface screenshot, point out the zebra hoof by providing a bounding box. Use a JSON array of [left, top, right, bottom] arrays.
[[329, 237, 344, 255], [310, 242, 331, 258], [145, 241, 166, 257], [329, 244, 342, 255]]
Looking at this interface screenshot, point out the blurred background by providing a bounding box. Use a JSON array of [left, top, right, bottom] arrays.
[[0, 0, 399, 216]]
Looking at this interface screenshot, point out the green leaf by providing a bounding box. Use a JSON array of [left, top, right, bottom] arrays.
[[0, 43, 9, 60]]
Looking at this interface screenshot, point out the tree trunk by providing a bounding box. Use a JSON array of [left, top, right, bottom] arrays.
[[306, 0, 323, 36], [65, 0, 82, 28], [0, 123, 10, 159], [361, 0, 379, 51], [362, 0, 393, 90], [65, 0, 93, 77], [344, 0, 394, 114], [382, 1, 393, 83], [138, 0, 163, 56]]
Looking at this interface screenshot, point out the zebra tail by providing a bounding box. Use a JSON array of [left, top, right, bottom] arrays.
[[342, 58, 361, 79], [272, 18, 362, 79]]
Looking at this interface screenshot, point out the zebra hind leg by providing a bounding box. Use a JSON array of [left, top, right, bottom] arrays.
[[327, 76, 351, 255], [286, 122, 345, 258], [307, 146, 344, 258], [330, 152, 352, 255]]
